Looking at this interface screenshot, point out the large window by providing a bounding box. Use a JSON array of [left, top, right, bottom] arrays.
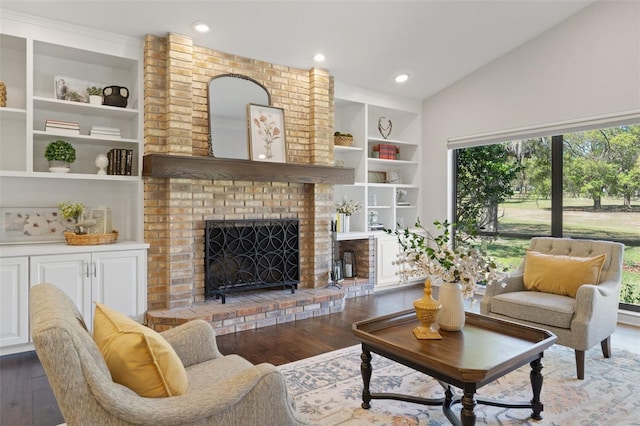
[[455, 125, 640, 311]]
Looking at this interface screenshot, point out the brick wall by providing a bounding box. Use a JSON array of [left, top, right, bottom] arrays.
[[143, 34, 336, 310]]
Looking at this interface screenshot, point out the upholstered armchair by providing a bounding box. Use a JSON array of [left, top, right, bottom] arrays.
[[30, 283, 307, 426], [481, 237, 624, 380]]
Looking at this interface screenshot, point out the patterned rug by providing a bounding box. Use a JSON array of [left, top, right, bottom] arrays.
[[278, 344, 640, 425]]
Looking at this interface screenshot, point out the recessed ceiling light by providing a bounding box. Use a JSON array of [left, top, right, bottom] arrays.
[[192, 21, 210, 33], [394, 73, 409, 83], [313, 53, 326, 62]]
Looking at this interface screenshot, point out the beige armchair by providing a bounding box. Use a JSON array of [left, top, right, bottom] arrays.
[[30, 283, 307, 425], [481, 237, 624, 380]]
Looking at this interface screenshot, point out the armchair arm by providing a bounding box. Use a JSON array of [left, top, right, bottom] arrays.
[[572, 280, 621, 342], [86, 362, 302, 425], [160, 319, 222, 367], [480, 273, 525, 315]]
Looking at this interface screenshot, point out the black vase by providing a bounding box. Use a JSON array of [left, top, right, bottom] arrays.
[[102, 86, 129, 108]]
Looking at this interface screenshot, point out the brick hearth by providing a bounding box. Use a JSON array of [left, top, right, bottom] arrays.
[[147, 278, 373, 334]]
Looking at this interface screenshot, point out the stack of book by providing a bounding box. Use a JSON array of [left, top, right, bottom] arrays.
[[107, 148, 133, 176], [45, 119, 80, 135], [90, 126, 121, 138]]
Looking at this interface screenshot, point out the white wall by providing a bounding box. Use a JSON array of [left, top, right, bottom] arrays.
[[421, 0, 640, 225]]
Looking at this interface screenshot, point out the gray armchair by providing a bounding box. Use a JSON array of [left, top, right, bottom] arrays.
[[30, 283, 307, 425], [481, 237, 624, 380]]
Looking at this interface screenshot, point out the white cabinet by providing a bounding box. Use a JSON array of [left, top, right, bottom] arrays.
[[375, 234, 402, 288], [0, 12, 144, 243], [0, 257, 29, 347], [29, 249, 147, 327], [0, 242, 148, 354], [93, 250, 147, 321], [334, 84, 422, 234], [30, 253, 91, 322]]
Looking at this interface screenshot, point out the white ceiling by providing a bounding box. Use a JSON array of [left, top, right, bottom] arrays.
[[1, 0, 596, 100]]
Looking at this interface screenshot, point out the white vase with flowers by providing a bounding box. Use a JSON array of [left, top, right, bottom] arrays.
[[386, 219, 505, 331], [335, 197, 361, 233]]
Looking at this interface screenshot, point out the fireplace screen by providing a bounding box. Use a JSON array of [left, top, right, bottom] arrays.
[[205, 219, 299, 303]]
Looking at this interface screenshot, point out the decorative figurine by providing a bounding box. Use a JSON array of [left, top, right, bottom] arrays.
[[95, 153, 109, 175], [377, 116, 392, 139]]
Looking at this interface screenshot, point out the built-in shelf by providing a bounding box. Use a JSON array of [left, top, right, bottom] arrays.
[[142, 154, 355, 184]]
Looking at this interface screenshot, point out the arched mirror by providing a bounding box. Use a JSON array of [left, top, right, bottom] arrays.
[[208, 74, 270, 159]]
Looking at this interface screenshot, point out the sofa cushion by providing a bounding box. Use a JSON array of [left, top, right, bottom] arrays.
[[93, 302, 188, 398], [523, 250, 606, 297], [490, 291, 576, 329]]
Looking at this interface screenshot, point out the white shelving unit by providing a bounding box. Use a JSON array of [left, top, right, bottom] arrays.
[[334, 84, 422, 234], [333, 84, 422, 290], [0, 13, 144, 241], [0, 12, 147, 354]]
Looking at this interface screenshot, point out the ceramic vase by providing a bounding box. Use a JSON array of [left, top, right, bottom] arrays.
[[344, 215, 350, 233], [412, 279, 442, 339], [437, 281, 466, 331], [48, 160, 70, 173]]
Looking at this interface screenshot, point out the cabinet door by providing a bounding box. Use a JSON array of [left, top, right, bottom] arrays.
[[0, 257, 29, 347], [30, 253, 93, 324], [92, 250, 146, 321], [375, 236, 401, 287]]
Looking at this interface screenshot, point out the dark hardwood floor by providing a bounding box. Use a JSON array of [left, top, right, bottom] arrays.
[[2, 284, 638, 426]]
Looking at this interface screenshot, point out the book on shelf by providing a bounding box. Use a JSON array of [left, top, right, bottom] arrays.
[[107, 148, 133, 176], [45, 127, 80, 136], [90, 126, 121, 137], [45, 119, 79, 128], [45, 119, 80, 135], [91, 126, 119, 131]]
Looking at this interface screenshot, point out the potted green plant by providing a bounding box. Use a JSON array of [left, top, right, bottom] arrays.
[[44, 139, 76, 173], [87, 86, 103, 105]]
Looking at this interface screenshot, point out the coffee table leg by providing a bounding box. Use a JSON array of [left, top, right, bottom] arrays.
[[460, 386, 477, 426], [529, 356, 544, 420], [360, 347, 373, 409]]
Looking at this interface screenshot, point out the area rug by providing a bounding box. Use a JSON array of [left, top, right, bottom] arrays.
[[278, 344, 640, 425]]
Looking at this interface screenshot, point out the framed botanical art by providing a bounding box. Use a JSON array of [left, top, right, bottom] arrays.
[[248, 104, 286, 163], [0, 207, 73, 244]]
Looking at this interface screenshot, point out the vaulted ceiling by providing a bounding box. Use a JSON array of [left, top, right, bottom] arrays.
[[1, 0, 596, 100]]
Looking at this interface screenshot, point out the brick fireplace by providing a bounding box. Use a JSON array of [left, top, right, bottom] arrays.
[[142, 34, 373, 331]]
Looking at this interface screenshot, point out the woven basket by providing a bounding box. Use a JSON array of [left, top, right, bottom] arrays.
[[64, 230, 119, 246], [334, 135, 353, 146]]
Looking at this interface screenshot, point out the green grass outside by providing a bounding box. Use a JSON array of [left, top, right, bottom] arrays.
[[476, 196, 640, 305], [497, 197, 639, 240]]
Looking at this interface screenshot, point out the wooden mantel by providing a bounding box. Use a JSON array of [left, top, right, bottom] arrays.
[[142, 154, 355, 184]]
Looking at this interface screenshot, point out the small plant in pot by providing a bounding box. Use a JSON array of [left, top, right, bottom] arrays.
[[87, 86, 103, 105], [44, 139, 76, 173]]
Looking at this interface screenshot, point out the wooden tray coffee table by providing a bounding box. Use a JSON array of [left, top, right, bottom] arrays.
[[352, 309, 557, 426]]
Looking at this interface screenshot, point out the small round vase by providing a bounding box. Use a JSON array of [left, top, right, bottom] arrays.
[[48, 160, 70, 173], [412, 279, 442, 340], [437, 281, 466, 331], [89, 95, 102, 105]]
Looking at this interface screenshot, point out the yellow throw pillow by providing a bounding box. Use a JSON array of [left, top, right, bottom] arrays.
[[523, 250, 606, 298], [93, 303, 188, 398]]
